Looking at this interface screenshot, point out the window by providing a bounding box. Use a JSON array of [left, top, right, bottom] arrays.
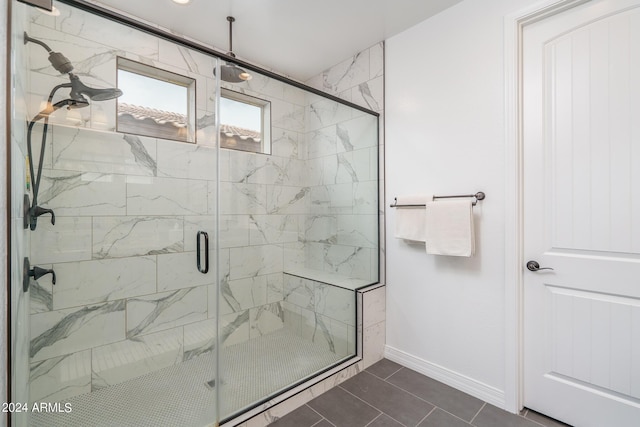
[[220, 88, 271, 154], [116, 57, 196, 143]]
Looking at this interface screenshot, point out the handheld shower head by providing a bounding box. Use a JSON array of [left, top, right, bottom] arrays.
[[69, 74, 123, 102]]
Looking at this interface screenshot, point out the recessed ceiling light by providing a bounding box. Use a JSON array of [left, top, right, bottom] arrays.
[[172, 0, 191, 4]]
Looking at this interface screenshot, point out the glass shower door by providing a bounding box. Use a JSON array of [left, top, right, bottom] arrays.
[[10, 2, 220, 426]]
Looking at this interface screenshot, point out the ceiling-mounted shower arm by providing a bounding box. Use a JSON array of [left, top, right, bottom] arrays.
[[227, 16, 236, 57]]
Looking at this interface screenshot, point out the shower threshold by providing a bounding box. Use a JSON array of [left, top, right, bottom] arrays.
[[30, 328, 346, 427]]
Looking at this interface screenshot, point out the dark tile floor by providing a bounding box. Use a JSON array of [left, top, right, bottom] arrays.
[[269, 359, 571, 427]]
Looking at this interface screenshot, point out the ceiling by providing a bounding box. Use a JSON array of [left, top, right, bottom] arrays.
[[89, 0, 463, 81]]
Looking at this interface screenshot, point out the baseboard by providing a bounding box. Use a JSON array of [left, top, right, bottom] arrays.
[[384, 345, 507, 410]]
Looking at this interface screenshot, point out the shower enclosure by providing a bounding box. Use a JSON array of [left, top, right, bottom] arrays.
[[7, 0, 379, 426]]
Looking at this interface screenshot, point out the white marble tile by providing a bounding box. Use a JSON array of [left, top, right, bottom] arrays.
[[321, 50, 370, 95], [126, 176, 208, 216], [157, 252, 216, 292], [229, 244, 283, 280], [249, 214, 299, 245], [55, 7, 159, 61], [337, 115, 378, 152], [219, 182, 268, 215], [326, 183, 354, 212], [38, 170, 126, 217], [283, 242, 306, 271], [30, 301, 126, 362], [303, 215, 338, 244], [307, 127, 337, 159], [337, 214, 378, 248], [266, 186, 309, 215], [307, 99, 353, 132], [126, 286, 208, 337], [323, 245, 372, 281], [271, 127, 300, 159], [266, 273, 284, 304], [53, 256, 156, 310], [363, 321, 385, 369], [217, 215, 250, 248], [250, 303, 285, 339], [369, 42, 384, 79], [158, 39, 216, 76], [220, 311, 250, 347], [183, 318, 217, 361], [363, 286, 386, 328], [283, 275, 314, 310], [353, 181, 378, 214], [315, 283, 356, 326], [29, 349, 91, 403], [196, 109, 217, 146], [52, 126, 157, 177], [272, 99, 305, 133], [156, 139, 217, 180], [30, 217, 92, 264], [183, 215, 217, 250], [352, 76, 383, 112], [330, 319, 350, 357], [229, 151, 285, 185], [221, 275, 268, 315], [93, 216, 183, 259], [91, 328, 183, 391], [30, 279, 53, 314]]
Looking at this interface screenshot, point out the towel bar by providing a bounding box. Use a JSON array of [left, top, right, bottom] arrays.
[[389, 192, 485, 208]]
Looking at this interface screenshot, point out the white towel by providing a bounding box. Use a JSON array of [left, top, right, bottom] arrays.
[[393, 195, 430, 242], [424, 199, 475, 257]]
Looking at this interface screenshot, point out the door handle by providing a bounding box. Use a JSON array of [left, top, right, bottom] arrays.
[[526, 260, 554, 272], [196, 231, 209, 274]]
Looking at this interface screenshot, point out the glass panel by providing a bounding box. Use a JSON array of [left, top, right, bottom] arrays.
[[13, 2, 219, 426], [10, 3, 34, 427], [218, 68, 379, 420]]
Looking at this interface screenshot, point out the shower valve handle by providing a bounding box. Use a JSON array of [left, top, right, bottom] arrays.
[[30, 205, 55, 230], [30, 266, 57, 285]]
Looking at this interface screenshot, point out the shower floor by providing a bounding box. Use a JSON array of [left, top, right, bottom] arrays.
[[30, 329, 347, 427]]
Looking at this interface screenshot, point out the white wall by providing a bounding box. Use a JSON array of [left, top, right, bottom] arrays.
[[385, 0, 534, 408]]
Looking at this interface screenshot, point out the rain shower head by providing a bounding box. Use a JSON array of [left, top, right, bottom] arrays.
[[69, 73, 123, 102], [215, 16, 252, 83]]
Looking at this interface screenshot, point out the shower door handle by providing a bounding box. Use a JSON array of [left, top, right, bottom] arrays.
[[196, 231, 209, 274]]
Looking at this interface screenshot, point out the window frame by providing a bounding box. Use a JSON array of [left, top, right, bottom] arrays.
[[219, 87, 271, 155], [116, 57, 197, 143]]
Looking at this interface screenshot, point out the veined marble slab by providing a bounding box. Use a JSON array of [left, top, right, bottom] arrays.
[[30, 301, 126, 362], [183, 318, 216, 361], [126, 286, 207, 337], [156, 138, 217, 181], [250, 303, 284, 339], [38, 170, 126, 216], [157, 252, 215, 292], [91, 328, 183, 391], [52, 126, 157, 177], [29, 349, 91, 403], [93, 216, 183, 259], [229, 244, 283, 280], [53, 256, 157, 310], [30, 217, 92, 264], [249, 214, 299, 245], [126, 176, 208, 216]]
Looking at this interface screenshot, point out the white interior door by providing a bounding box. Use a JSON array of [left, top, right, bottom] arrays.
[[523, 1, 640, 426]]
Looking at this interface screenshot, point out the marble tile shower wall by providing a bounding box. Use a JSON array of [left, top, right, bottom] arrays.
[[23, 5, 381, 407], [25, 10, 222, 404], [304, 43, 384, 284]]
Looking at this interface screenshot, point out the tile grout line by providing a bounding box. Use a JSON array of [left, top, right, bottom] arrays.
[[363, 413, 384, 427], [306, 404, 336, 427], [469, 402, 486, 424], [415, 406, 437, 426], [336, 384, 408, 427]]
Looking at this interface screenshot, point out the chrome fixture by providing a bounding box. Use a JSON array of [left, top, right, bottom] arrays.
[[23, 32, 123, 230]]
